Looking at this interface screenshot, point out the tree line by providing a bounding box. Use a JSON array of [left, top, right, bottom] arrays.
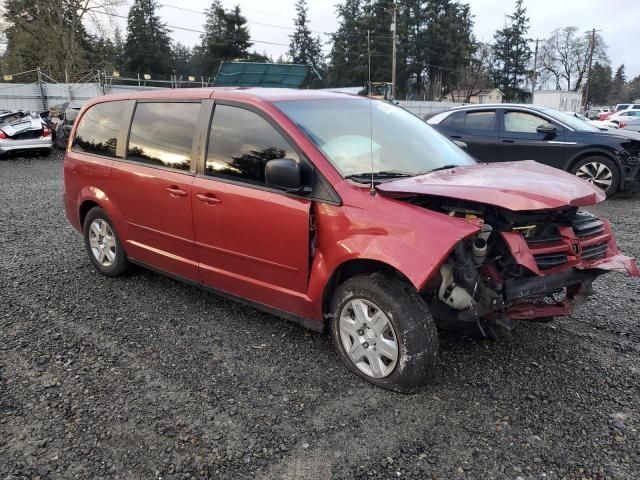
[[1, 0, 638, 105]]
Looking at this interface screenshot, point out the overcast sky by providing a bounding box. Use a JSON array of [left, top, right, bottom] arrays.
[[114, 0, 640, 79]]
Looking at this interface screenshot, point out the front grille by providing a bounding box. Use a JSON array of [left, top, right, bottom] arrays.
[[534, 253, 568, 269], [522, 211, 610, 271], [572, 211, 604, 237], [582, 242, 608, 260]]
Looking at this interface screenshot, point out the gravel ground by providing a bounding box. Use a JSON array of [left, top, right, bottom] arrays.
[[1, 151, 640, 480]]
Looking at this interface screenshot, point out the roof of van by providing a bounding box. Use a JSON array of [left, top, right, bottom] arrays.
[[85, 87, 359, 106]]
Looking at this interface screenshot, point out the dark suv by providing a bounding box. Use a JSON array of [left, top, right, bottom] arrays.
[[427, 104, 640, 196]]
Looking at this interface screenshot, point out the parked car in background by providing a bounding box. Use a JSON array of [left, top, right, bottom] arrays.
[[63, 89, 639, 392], [621, 117, 640, 132], [0, 110, 52, 157], [567, 111, 619, 130], [54, 104, 82, 149], [607, 109, 640, 127], [599, 104, 640, 120], [587, 107, 610, 120], [427, 104, 640, 196]]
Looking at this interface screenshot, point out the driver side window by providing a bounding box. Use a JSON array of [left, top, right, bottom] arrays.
[[504, 111, 548, 133], [206, 104, 300, 187]]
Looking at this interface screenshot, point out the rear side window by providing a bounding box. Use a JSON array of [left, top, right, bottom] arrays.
[[127, 102, 199, 171], [206, 105, 299, 186], [73, 101, 126, 157], [465, 111, 496, 130]]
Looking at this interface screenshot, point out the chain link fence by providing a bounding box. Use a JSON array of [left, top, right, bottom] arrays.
[[0, 67, 215, 112]]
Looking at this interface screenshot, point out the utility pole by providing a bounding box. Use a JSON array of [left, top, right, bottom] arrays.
[[584, 28, 597, 109], [531, 38, 539, 96], [391, 2, 397, 100]]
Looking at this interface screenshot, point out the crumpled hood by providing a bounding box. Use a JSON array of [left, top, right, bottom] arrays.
[[376, 160, 606, 211]]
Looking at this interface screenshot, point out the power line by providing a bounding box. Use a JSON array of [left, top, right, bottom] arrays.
[[90, 9, 291, 47]]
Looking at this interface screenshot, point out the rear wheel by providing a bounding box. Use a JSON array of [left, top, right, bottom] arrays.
[[329, 273, 438, 393], [83, 207, 130, 277], [571, 156, 620, 196]]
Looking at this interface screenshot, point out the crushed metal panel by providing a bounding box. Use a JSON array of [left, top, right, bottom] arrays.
[[213, 62, 310, 88]]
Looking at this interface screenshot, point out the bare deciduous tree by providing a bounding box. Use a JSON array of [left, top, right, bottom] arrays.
[[538, 26, 607, 91]]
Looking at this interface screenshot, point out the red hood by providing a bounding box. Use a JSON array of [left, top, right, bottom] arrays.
[[376, 160, 606, 211]]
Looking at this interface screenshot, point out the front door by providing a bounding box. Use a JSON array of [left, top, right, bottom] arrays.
[[498, 109, 566, 169], [192, 104, 311, 311], [110, 101, 201, 281]]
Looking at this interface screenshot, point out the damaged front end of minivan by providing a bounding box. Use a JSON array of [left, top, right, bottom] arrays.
[[426, 203, 639, 337], [374, 161, 640, 336], [421, 201, 638, 335]]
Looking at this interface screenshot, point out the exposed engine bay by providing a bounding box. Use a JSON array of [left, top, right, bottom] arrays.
[[408, 196, 626, 336]]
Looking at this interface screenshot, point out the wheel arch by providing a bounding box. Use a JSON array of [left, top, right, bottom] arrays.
[[76, 187, 128, 240], [321, 258, 414, 319], [566, 148, 621, 172]]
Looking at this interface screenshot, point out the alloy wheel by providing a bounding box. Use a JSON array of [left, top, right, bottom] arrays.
[[88, 219, 117, 267], [575, 161, 613, 191], [338, 298, 399, 379]]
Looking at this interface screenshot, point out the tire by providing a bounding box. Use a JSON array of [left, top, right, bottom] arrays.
[[83, 207, 130, 277], [329, 273, 439, 393], [571, 156, 620, 197]]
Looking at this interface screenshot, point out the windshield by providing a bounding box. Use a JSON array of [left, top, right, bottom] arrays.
[[539, 107, 601, 132], [275, 98, 476, 179]]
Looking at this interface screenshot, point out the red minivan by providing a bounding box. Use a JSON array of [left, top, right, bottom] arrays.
[[64, 88, 639, 392]]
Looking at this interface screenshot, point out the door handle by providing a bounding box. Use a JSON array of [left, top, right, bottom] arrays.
[[450, 135, 462, 139], [196, 192, 221, 205], [501, 139, 515, 143], [165, 186, 188, 197]]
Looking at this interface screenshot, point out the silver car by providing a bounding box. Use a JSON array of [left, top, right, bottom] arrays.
[[0, 110, 52, 156]]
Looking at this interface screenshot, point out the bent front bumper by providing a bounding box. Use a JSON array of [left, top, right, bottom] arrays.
[[497, 219, 639, 320]]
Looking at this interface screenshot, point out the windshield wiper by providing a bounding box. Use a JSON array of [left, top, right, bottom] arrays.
[[344, 170, 415, 183], [427, 164, 459, 173]]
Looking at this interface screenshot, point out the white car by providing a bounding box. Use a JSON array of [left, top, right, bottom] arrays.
[[567, 112, 618, 130], [608, 109, 640, 126]]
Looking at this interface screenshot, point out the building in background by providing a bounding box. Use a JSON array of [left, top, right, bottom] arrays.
[[533, 90, 583, 112], [447, 88, 504, 104]]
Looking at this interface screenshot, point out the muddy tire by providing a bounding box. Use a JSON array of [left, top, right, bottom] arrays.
[[329, 273, 439, 393]]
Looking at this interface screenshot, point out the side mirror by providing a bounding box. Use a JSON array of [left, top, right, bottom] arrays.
[[265, 158, 309, 194], [453, 140, 468, 150], [536, 123, 557, 135]]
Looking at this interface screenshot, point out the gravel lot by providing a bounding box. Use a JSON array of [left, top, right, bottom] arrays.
[[1, 151, 640, 480]]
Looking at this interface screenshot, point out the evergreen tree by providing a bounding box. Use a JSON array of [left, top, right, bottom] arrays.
[[490, 0, 532, 102], [200, 2, 252, 76], [608, 64, 627, 104], [223, 6, 252, 60], [288, 0, 324, 76], [587, 62, 612, 106], [172, 43, 192, 75], [124, 0, 173, 76], [327, 0, 476, 99]]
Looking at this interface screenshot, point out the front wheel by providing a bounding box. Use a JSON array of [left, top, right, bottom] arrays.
[[571, 156, 620, 197], [329, 273, 439, 393]]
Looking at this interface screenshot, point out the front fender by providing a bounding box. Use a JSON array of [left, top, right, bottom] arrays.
[[312, 200, 482, 297]]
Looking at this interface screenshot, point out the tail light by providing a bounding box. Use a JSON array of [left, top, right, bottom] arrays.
[[0, 131, 6, 139], [619, 122, 627, 129], [43, 127, 51, 137]]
